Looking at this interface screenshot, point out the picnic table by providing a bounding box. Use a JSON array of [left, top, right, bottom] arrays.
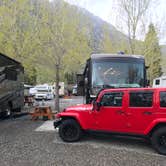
[[30, 105, 56, 120]]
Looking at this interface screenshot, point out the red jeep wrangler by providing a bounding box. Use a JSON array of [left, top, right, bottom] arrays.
[[54, 88, 166, 155]]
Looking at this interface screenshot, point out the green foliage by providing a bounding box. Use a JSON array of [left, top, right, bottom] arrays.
[[144, 23, 162, 84], [0, 0, 40, 84], [0, 0, 92, 84], [24, 66, 37, 85], [0, 0, 147, 85]]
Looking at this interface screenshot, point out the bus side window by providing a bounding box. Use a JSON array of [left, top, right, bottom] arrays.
[[5, 67, 17, 81]]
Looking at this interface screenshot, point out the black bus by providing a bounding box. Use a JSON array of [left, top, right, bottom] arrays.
[[77, 53, 148, 104], [0, 53, 24, 117]]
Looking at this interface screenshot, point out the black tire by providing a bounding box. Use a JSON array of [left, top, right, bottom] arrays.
[[151, 127, 166, 155], [59, 119, 82, 142]]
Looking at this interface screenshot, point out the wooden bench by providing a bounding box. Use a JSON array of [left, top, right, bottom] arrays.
[[29, 106, 56, 120]]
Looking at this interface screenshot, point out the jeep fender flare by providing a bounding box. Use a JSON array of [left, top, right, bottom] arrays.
[[144, 118, 166, 135], [56, 112, 87, 130]]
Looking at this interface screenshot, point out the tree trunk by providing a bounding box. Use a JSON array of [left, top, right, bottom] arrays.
[[55, 64, 60, 112]]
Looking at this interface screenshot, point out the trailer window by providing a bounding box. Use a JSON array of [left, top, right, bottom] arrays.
[[160, 92, 166, 107], [155, 79, 160, 85]]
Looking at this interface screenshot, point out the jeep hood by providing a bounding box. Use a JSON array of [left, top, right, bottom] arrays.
[[64, 104, 93, 112]]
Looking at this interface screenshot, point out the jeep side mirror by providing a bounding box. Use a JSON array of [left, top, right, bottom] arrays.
[[93, 101, 101, 111]]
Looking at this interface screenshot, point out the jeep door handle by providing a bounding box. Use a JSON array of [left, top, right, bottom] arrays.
[[116, 110, 125, 114], [143, 111, 152, 115]]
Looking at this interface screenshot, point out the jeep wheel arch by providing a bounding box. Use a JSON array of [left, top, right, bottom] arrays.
[[58, 115, 87, 130], [148, 123, 166, 137], [61, 116, 81, 125]]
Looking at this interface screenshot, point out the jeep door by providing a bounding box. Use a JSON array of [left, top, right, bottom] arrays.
[[127, 90, 155, 134], [93, 91, 128, 132]]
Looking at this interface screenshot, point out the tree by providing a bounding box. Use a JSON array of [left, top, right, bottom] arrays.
[[144, 23, 162, 84], [38, 0, 91, 111], [0, 0, 41, 84], [119, 0, 152, 54]]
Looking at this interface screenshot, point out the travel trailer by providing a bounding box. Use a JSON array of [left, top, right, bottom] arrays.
[[153, 76, 166, 88]]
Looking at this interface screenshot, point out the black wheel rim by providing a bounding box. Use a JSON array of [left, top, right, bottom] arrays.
[[159, 134, 166, 147], [63, 125, 78, 140]]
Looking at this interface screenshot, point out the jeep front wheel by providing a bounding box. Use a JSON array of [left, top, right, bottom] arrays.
[[59, 119, 82, 142], [151, 127, 166, 155]]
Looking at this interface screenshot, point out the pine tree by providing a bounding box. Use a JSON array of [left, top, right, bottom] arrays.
[[144, 23, 162, 84]]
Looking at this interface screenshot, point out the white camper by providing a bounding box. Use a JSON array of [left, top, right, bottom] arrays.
[[153, 76, 166, 88], [35, 84, 54, 100]]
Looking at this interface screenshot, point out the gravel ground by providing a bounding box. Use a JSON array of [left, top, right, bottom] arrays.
[[0, 97, 166, 166]]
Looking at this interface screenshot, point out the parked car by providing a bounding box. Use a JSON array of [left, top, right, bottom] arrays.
[[24, 84, 35, 106], [54, 87, 166, 155]]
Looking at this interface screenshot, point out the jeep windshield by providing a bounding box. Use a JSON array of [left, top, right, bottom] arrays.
[[91, 60, 144, 94]]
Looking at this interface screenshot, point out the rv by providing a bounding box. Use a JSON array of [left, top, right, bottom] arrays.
[[153, 76, 166, 87], [0, 53, 24, 117], [77, 53, 148, 103], [35, 84, 54, 100]]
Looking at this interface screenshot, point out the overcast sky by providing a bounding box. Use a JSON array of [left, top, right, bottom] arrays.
[[65, 0, 166, 44]]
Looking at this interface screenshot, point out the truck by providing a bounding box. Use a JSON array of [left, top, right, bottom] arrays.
[[54, 87, 166, 155], [77, 53, 148, 104], [153, 76, 166, 88], [0, 53, 24, 117], [35, 84, 54, 100]]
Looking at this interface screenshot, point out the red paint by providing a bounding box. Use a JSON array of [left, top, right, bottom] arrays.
[[56, 88, 166, 135]]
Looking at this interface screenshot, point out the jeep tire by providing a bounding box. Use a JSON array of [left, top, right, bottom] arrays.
[[151, 127, 166, 155], [59, 119, 82, 142]]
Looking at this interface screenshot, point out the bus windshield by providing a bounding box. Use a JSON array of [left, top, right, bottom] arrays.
[[92, 61, 144, 88]]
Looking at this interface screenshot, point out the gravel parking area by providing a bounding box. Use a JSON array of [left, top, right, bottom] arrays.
[[0, 97, 166, 166]]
